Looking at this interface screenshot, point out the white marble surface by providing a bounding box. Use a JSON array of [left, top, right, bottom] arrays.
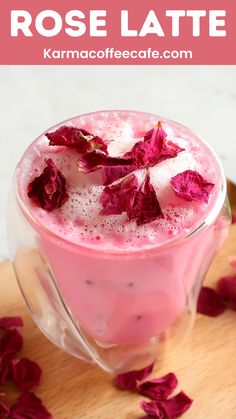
[[0, 66, 235, 260]]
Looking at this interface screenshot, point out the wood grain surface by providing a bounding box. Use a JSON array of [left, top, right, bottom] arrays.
[[1, 183, 236, 419]]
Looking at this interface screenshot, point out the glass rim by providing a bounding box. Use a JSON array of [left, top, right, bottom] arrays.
[[15, 110, 228, 258]]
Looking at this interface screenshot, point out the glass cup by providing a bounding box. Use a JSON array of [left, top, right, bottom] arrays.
[[7, 114, 231, 374]]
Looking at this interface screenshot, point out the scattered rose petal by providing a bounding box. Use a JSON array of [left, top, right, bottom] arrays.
[[197, 286, 226, 317], [28, 158, 69, 211], [217, 276, 236, 310], [46, 125, 108, 155], [0, 355, 11, 385], [78, 150, 134, 174], [101, 174, 139, 216], [164, 391, 193, 418], [115, 363, 154, 391], [140, 391, 193, 419], [101, 164, 136, 185], [124, 122, 184, 170], [0, 317, 23, 331], [127, 173, 164, 226], [11, 358, 42, 392], [0, 329, 23, 357], [170, 170, 214, 203], [140, 399, 167, 418], [232, 214, 236, 224], [229, 255, 236, 272], [0, 401, 9, 418], [138, 373, 178, 400], [9, 392, 52, 419]]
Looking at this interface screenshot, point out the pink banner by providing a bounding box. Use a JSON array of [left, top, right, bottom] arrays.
[[0, 0, 235, 64]]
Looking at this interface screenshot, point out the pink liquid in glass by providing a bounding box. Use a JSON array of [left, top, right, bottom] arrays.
[[16, 111, 227, 346]]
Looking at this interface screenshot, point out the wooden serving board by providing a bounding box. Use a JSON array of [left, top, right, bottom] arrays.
[[1, 182, 236, 419]]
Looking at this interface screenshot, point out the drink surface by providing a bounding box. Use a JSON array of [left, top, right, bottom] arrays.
[[17, 110, 222, 251]]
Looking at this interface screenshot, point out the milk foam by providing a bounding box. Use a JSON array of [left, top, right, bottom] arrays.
[[17, 111, 222, 251]]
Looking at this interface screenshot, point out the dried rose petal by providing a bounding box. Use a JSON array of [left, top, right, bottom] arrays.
[[140, 391, 193, 418], [89, 136, 108, 154], [78, 150, 134, 174], [28, 158, 69, 211], [138, 372, 178, 400], [101, 164, 136, 185], [9, 392, 52, 419], [217, 276, 236, 310], [170, 170, 214, 203], [77, 150, 106, 173], [229, 255, 236, 272], [0, 401, 9, 419], [0, 355, 11, 385], [140, 399, 167, 418], [164, 391, 193, 418], [124, 123, 184, 170], [232, 214, 236, 224], [0, 317, 23, 331], [101, 174, 139, 216], [128, 173, 164, 226], [101, 173, 163, 226], [0, 329, 23, 357], [11, 358, 42, 392], [197, 286, 226, 317], [46, 125, 108, 155], [115, 363, 154, 391]]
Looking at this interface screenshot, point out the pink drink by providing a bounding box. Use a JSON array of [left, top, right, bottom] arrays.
[[12, 111, 229, 371]]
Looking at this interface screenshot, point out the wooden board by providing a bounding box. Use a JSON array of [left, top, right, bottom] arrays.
[[1, 182, 236, 419]]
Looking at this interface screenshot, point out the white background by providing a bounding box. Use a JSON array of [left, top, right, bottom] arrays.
[[0, 66, 235, 259]]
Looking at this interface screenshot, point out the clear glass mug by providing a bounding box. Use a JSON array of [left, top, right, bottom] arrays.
[[7, 121, 231, 374]]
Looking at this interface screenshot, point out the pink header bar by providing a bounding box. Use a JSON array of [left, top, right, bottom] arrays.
[[0, 0, 235, 64]]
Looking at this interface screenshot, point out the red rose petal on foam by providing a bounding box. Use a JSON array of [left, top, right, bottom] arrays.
[[101, 174, 139, 216], [170, 170, 214, 203], [0, 401, 9, 418], [78, 150, 135, 174], [0, 329, 23, 357], [9, 392, 52, 419], [217, 276, 236, 310], [197, 286, 226, 317], [140, 391, 193, 419], [89, 135, 108, 154], [101, 164, 136, 185], [128, 173, 164, 226], [46, 125, 108, 155], [27, 158, 69, 212], [124, 122, 184, 170], [77, 150, 107, 173], [11, 358, 42, 392], [115, 363, 154, 391], [0, 317, 23, 331], [138, 373, 178, 400]]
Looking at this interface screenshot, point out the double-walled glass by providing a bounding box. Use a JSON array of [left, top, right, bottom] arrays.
[[8, 123, 231, 374]]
